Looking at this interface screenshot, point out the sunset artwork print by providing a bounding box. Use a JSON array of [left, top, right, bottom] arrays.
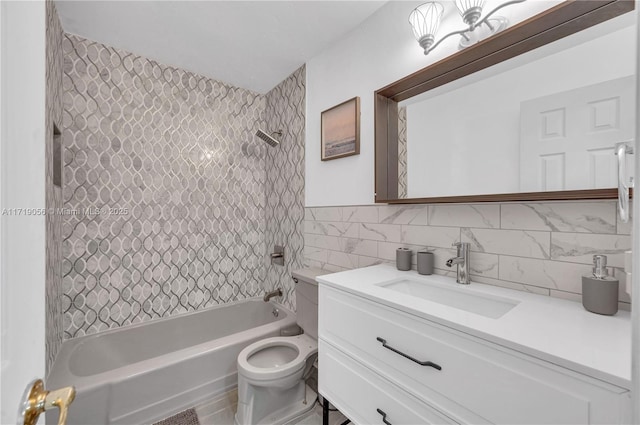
[[321, 97, 360, 161]]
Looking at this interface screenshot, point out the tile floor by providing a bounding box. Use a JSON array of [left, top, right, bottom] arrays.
[[194, 389, 348, 425]]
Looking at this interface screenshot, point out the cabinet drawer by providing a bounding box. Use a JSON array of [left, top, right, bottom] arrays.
[[319, 287, 628, 425], [319, 340, 457, 425]]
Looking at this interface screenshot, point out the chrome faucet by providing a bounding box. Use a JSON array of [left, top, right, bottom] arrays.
[[263, 288, 283, 302], [446, 242, 470, 284]]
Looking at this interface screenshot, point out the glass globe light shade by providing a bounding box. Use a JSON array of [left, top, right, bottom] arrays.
[[409, 2, 445, 54], [455, 0, 486, 26]]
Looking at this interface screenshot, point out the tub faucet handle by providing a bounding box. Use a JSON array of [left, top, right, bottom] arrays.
[[270, 245, 285, 266]]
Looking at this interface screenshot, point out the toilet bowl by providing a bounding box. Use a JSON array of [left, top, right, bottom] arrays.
[[235, 269, 322, 425], [237, 334, 317, 389]]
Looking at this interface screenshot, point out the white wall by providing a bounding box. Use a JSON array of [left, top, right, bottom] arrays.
[[306, 0, 573, 206], [631, 3, 640, 423], [405, 17, 636, 198], [0, 1, 47, 422]]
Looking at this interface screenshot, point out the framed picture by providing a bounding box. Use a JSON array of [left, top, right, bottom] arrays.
[[321, 96, 360, 161]]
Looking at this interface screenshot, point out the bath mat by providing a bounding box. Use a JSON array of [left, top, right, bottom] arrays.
[[153, 408, 200, 425]]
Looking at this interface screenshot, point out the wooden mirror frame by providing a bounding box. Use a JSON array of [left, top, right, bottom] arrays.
[[375, 0, 635, 204]]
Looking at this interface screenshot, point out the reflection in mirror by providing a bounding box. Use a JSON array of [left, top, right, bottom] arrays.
[[398, 106, 408, 198], [398, 12, 637, 199]]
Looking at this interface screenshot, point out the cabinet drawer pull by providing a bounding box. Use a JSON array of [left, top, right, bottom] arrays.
[[376, 408, 393, 425], [376, 337, 442, 370]]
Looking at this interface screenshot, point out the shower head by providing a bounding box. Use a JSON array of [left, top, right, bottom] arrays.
[[256, 129, 282, 147]]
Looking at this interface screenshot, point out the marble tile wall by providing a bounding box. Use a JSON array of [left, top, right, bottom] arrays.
[[45, 0, 64, 373], [62, 35, 268, 338], [264, 66, 306, 311], [304, 201, 631, 308]]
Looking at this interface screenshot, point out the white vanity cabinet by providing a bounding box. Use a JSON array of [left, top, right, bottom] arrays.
[[318, 283, 631, 425]]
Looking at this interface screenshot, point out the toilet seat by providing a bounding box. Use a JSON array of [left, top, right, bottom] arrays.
[[237, 334, 317, 382]]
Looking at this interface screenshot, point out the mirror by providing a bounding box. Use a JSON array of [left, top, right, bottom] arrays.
[[375, 0, 636, 203]]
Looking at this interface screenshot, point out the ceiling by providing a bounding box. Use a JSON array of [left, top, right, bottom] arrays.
[[55, 1, 387, 93]]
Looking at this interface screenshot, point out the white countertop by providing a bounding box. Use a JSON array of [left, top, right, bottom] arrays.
[[316, 264, 631, 390]]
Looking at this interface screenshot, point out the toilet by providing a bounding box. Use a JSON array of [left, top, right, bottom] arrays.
[[235, 269, 321, 425]]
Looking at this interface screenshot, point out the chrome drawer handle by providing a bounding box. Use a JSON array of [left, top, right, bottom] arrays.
[[376, 408, 393, 425], [376, 337, 442, 370]]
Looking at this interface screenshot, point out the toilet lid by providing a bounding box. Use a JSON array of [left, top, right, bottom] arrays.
[[237, 334, 317, 381]]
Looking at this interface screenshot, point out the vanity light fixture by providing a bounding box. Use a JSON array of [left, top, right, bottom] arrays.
[[409, 0, 525, 55]]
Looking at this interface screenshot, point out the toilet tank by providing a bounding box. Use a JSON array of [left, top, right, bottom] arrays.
[[291, 268, 324, 340]]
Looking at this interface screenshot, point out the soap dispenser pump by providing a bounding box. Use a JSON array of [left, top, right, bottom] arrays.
[[582, 255, 618, 315]]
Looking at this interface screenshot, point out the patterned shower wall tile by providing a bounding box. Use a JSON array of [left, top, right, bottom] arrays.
[[263, 66, 305, 311], [397, 106, 408, 199], [62, 34, 270, 338], [462, 228, 550, 259], [550, 232, 631, 267], [428, 204, 500, 228], [304, 220, 359, 238], [45, 0, 64, 372], [400, 225, 459, 249], [501, 202, 616, 233], [379, 205, 428, 225]]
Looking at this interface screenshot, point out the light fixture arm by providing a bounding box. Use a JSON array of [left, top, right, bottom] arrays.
[[424, 27, 474, 55], [471, 0, 526, 31], [421, 0, 527, 55]]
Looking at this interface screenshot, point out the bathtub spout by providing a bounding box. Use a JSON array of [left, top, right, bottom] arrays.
[[263, 288, 283, 302]]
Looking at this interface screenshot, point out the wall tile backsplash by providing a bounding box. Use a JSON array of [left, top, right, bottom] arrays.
[[62, 34, 269, 338], [304, 201, 631, 309]]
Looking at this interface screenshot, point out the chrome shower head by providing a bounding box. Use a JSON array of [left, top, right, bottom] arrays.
[[256, 129, 282, 147]]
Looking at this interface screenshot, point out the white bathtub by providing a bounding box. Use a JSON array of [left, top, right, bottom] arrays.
[[47, 298, 296, 425]]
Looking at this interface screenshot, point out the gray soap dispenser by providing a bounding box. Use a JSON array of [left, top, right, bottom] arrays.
[[582, 255, 618, 315]]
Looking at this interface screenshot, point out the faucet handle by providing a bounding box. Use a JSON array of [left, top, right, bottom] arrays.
[[452, 242, 469, 255]]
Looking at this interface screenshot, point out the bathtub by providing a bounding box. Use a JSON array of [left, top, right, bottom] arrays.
[[47, 298, 295, 425]]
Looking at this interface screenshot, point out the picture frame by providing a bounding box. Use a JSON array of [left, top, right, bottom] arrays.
[[321, 96, 360, 161]]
